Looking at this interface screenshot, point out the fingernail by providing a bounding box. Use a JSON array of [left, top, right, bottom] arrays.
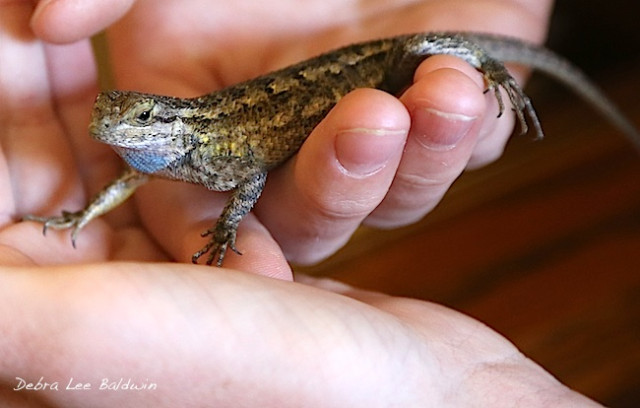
[[335, 128, 405, 177], [412, 107, 476, 150]]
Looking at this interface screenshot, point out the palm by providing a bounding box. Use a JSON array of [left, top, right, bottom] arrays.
[[0, 265, 601, 407]]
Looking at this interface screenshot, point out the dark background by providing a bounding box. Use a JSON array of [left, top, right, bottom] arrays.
[[549, 0, 640, 72]]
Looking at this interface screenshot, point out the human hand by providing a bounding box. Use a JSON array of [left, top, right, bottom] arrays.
[[27, 0, 556, 269], [2, 3, 603, 406], [0, 264, 603, 407]]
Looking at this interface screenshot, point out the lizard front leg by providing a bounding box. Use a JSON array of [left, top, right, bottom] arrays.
[[23, 168, 149, 247], [192, 170, 267, 266]]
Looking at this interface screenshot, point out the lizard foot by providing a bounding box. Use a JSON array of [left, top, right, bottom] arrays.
[[192, 225, 242, 267], [481, 59, 543, 140], [22, 210, 88, 248]]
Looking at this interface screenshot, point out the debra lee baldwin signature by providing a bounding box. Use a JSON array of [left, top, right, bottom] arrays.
[[13, 376, 158, 392]]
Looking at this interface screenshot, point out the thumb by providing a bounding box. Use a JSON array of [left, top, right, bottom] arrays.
[[31, 0, 136, 43]]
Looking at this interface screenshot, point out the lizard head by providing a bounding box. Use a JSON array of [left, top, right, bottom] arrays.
[[89, 90, 191, 174]]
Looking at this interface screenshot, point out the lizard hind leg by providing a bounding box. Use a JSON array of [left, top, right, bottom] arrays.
[[481, 58, 543, 139]]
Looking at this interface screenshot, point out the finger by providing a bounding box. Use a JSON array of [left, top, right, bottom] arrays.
[[256, 89, 410, 265], [0, 2, 124, 265], [31, 0, 136, 43], [406, 57, 522, 170], [0, 2, 80, 214], [360, 56, 485, 228]]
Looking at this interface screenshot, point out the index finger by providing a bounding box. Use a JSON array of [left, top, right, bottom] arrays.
[[30, 0, 136, 43]]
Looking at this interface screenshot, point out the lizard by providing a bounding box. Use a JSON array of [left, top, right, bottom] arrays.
[[23, 32, 640, 266]]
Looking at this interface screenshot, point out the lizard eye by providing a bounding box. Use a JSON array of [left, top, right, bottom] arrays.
[[129, 99, 156, 125], [137, 110, 152, 122]]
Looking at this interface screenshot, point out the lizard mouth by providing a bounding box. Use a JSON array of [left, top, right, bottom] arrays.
[[88, 122, 103, 140], [88, 121, 121, 144]]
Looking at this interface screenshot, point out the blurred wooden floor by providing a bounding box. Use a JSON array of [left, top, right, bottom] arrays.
[[297, 44, 640, 408]]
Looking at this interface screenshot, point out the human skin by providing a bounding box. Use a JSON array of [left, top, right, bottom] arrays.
[[0, 0, 604, 407]]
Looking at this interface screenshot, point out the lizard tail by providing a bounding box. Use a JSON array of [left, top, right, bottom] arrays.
[[464, 33, 640, 152]]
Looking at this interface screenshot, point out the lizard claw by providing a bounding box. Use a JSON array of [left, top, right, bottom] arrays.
[[482, 61, 543, 140], [484, 82, 506, 119], [23, 210, 87, 249], [192, 225, 241, 267]]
